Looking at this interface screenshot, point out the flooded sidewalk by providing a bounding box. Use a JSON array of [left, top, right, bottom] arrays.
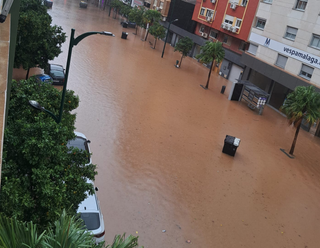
[[46, 1, 320, 247]]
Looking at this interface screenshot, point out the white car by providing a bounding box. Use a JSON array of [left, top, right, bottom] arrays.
[[68, 132, 105, 243], [67, 131, 92, 166], [77, 180, 105, 244]]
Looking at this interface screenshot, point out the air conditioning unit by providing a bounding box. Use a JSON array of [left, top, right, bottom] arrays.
[[230, 3, 237, 9], [202, 33, 208, 38], [206, 16, 212, 22], [231, 26, 238, 33], [162, 16, 166, 21], [226, 24, 232, 31], [156, 7, 160, 10], [211, 0, 216, 3], [221, 23, 226, 29]]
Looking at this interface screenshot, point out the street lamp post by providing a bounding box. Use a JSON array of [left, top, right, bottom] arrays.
[[29, 28, 114, 123], [161, 18, 178, 58], [161, 0, 178, 58]]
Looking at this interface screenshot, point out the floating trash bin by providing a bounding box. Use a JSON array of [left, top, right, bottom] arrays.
[[221, 85, 226, 94], [79, 1, 88, 8], [222, 135, 240, 157], [45, 0, 53, 8], [121, 32, 128, 39]]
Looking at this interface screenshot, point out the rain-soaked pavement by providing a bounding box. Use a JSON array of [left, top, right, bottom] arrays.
[[33, 0, 320, 247]]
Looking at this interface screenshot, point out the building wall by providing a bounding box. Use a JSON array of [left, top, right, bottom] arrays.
[[192, 0, 260, 41], [250, 0, 320, 88]]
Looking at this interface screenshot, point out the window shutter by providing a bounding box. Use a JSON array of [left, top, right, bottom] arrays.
[[302, 64, 313, 75]]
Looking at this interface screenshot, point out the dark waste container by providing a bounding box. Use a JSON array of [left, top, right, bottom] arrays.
[[122, 22, 128, 28], [121, 32, 128, 39], [45, 0, 53, 8], [222, 135, 240, 156], [221, 85, 226, 94], [79, 1, 88, 8]]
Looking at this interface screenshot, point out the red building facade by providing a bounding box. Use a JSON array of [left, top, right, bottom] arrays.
[[191, 0, 260, 81]]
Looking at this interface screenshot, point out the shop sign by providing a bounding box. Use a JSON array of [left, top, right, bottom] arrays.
[[133, 0, 144, 6], [249, 32, 320, 69]]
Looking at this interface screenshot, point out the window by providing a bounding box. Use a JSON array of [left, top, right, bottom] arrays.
[[209, 30, 218, 39], [241, 0, 248, 6], [310, 34, 320, 49], [199, 25, 205, 33], [263, 0, 273, 3], [285, 26, 298, 40], [153, 0, 157, 6], [222, 35, 232, 45], [224, 15, 234, 25], [256, 18, 266, 30], [235, 19, 242, 28], [223, 35, 228, 43], [248, 43, 258, 55], [295, 0, 308, 11], [275, 54, 288, 68], [239, 41, 246, 51], [200, 8, 205, 16], [299, 64, 313, 80], [206, 9, 214, 18]]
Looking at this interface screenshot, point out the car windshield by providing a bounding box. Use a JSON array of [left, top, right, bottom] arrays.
[[51, 64, 64, 71], [80, 213, 100, 230], [67, 137, 90, 163], [51, 70, 64, 78]]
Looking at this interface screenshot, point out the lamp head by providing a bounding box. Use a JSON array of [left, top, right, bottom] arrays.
[[29, 100, 44, 111], [101, 31, 115, 37]]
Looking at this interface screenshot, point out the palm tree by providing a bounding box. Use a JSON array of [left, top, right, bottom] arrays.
[[281, 86, 320, 155], [195, 41, 225, 89], [0, 210, 143, 248]]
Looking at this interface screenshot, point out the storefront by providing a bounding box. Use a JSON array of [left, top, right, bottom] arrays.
[[241, 52, 320, 137]]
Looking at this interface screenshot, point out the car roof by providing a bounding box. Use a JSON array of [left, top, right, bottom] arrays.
[[34, 74, 52, 79], [77, 180, 98, 212]]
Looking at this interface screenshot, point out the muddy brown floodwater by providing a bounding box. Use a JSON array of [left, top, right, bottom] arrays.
[[43, 1, 320, 247]]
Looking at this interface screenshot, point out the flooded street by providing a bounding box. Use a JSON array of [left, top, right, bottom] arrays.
[[48, 1, 320, 247]]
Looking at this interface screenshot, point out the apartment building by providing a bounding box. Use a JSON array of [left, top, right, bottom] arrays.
[[192, 0, 260, 83], [140, 0, 172, 20], [242, 0, 320, 135]]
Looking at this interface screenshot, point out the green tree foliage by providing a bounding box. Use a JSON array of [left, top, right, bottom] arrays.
[[174, 37, 194, 67], [281, 86, 320, 155], [142, 9, 161, 41], [0, 210, 144, 248], [120, 4, 131, 19], [0, 79, 97, 228], [14, 0, 66, 79], [128, 6, 145, 35], [148, 22, 166, 49], [196, 41, 225, 89], [110, 0, 123, 19]]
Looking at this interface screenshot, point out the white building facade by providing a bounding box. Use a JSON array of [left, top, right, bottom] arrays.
[[241, 0, 320, 135]]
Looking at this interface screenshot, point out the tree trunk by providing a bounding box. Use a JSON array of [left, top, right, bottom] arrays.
[[134, 26, 138, 35], [205, 60, 214, 89], [179, 55, 183, 67], [108, 5, 111, 16], [154, 39, 157, 49], [144, 30, 149, 41], [289, 118, 302, 155], [26, 68, 30, 80]]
